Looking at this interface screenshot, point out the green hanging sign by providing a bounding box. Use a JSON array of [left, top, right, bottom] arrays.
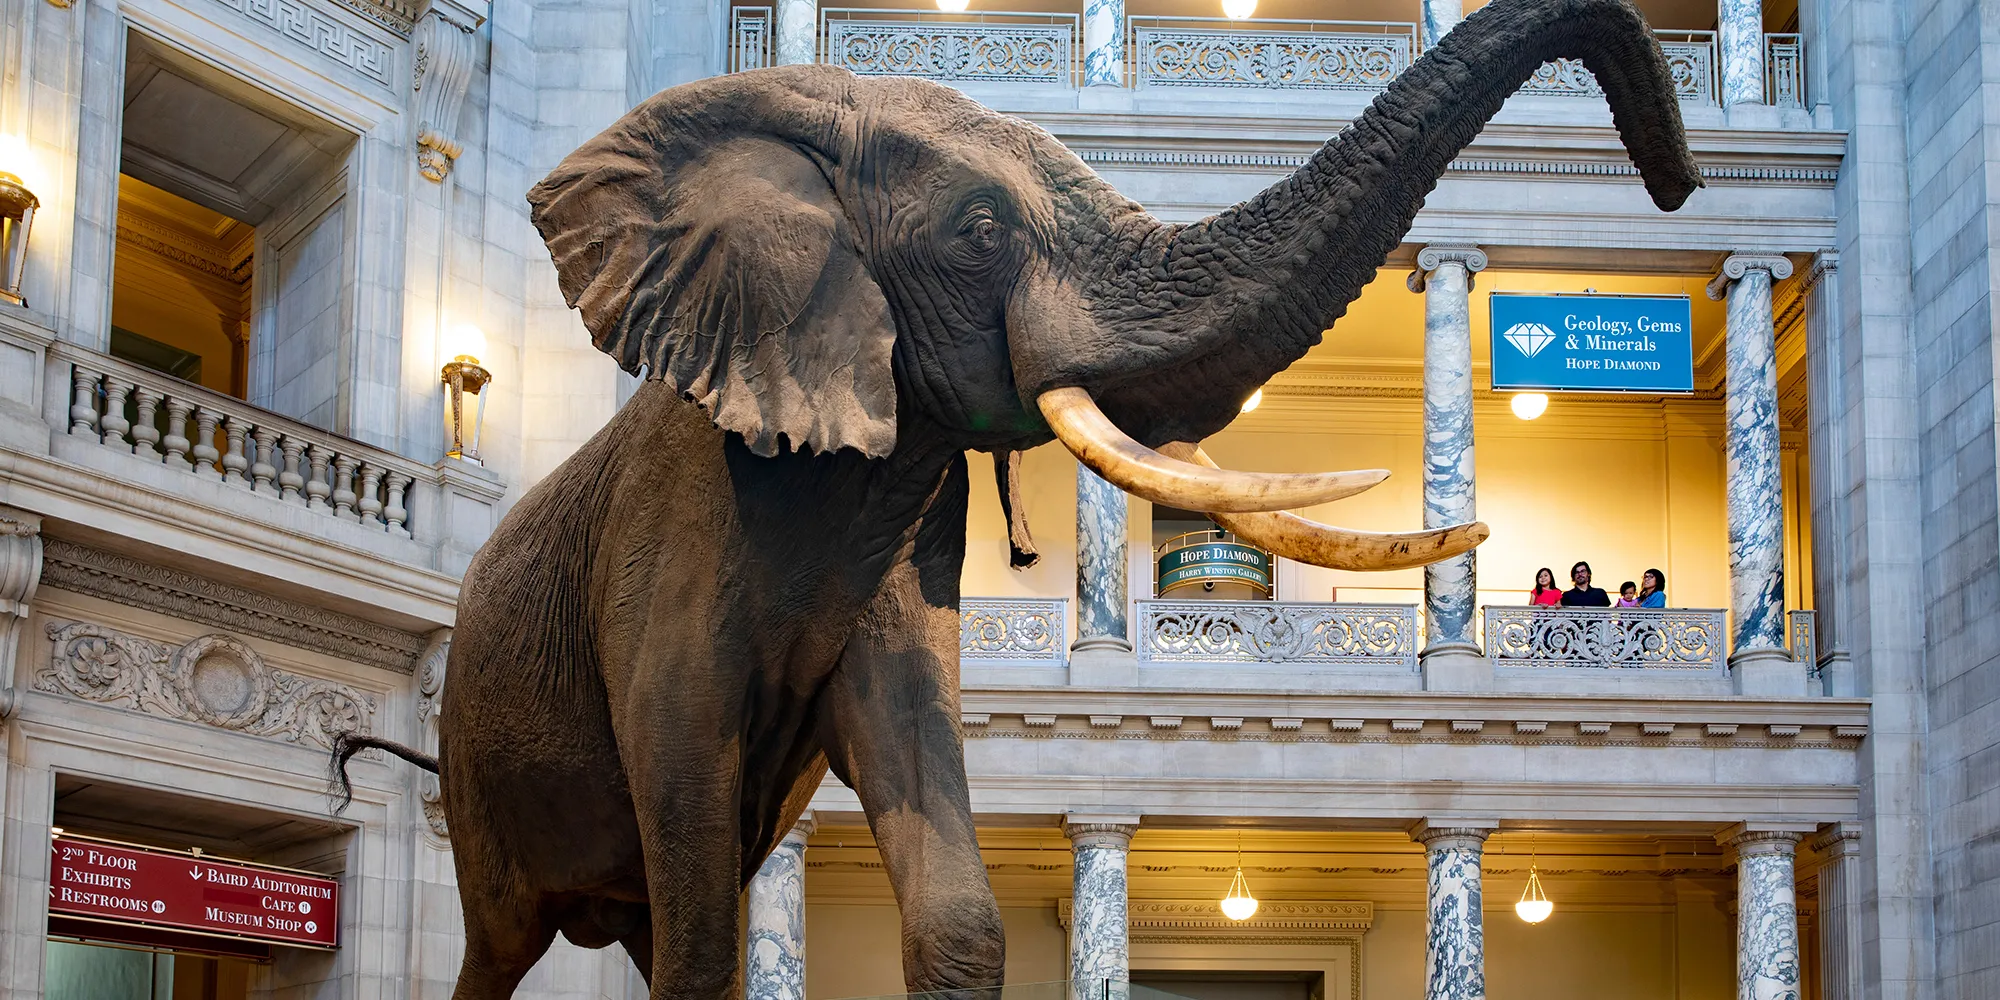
[[1158, 541, 1272, 595]]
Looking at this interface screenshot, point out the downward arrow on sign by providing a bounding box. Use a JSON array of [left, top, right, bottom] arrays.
[[189, 868, 203, 880]]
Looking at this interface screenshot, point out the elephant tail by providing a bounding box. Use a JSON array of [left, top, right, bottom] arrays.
[[328, 732, 439, 815]]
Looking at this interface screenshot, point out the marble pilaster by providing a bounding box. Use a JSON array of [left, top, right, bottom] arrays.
[[1082, 0, 1124, 86], [1410, 246, 1486, 661], [1707, 254, 1800, 695], [1801, 251, 1854, 695], [746, 815, 814, 1000], [1721, 826, 1804, 1000], [1718, 0, 1765, 107], [1810, 825, 1863, 1000], [1066, 816, 1138, 1000], [1420, 0, 1462, 49], [1413, 820, 1493, 1000], [1073, 466, 1131, 658], [775, 0, 817, 65]]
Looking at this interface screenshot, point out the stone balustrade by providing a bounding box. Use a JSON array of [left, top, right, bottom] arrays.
[[1482, 606, 1729, 670], [1516, 30, 1718, 105], [1765, 32, 1804, 108], [1790, 608, 1817, 669], [819, 8, 1080, 84], [1127, 17, 1416, 91], [1136, 600, 1419, 669], [960, 597, 1069, 665], [55, 347, 437, 540], [732, 6, 775, 72]]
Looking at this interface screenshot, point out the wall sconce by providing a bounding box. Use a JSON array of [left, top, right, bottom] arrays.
[[0, 138, 39, 308], [441, 324, 490, 463]]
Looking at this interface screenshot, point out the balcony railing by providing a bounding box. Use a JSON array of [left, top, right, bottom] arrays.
[[57, 348, 432, 538], [1517, 30, 1717, 105], [1127, 17, 1415, 91], [819, 8, 1079, 84], [731, 6, 775, 73], [1766, 32, 1804, 108], [1136, 599, 1418, 668], [1483, 606, 1726, 670], [961, 597, 1069, 665], [1790, 608, 1817, 672]]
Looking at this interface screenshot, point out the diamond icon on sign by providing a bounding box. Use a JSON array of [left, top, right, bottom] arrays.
[[1502, 322, 1557, 358]]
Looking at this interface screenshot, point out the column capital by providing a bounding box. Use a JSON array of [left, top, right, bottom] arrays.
[[1705, 253, 1795, 300], [1809, 821, 1862, 857], [1800, 249, 1840, 295], [1717, 821, 1812, 854], [1407, 244, 1488, 292], [1410, 817, 1497, 851], [1064, 814, 1140, 849], [780, 811, 817, 847]]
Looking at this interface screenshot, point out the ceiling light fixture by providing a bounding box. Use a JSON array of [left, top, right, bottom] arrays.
[[1510, 392, 1549, 420], [1221, 0, 1257, 18], [1515, 836, 1553, 923], [1220, 834, 1259, 921], [936, 0, 970, 11], [1240, 388, 1263, 413]]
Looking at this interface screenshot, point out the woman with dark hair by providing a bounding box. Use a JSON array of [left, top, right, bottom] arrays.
[[1530, 567, 1562, 606], [1561, 561, 1610, 607], [1638, 568, 1667, 607]]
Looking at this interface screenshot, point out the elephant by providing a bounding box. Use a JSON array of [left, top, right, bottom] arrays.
[[331, 1, 1699, 998]]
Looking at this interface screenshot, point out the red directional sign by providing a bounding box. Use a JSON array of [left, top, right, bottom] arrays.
[[49, 833, 339, 949]]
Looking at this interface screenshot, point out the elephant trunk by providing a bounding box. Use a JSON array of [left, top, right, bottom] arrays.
[[1053, 0, 1700, 449]]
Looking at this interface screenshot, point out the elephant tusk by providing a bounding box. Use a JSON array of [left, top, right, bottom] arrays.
[[1037, 387, 1387, 513], [1159, 442, 1490, 572]]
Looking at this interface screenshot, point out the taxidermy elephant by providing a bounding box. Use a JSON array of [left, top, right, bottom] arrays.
[[332, 1, 1698, 997]]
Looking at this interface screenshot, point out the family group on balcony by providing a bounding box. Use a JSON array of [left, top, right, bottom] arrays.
[[1530, 563, 1667, 608]]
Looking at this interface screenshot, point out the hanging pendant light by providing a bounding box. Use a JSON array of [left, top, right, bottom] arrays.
[[1220, 835, 1259, 921], [1515, 835, 1553, 923], [937, 0, 971, 10], [1221, 0, 1257, 18]]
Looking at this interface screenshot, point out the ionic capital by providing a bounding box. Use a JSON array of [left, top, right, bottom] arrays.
[[1705, 253, 1796, 300], [1407, 244, 1489, 293], [1809, 821, 1861, 857], [1410, 817, 1497, 853], [780, 811, 817, 848], [1717, 821, 1810, 856], [1064, 814, 1140, 850], [1799, 249, 1840, 296]]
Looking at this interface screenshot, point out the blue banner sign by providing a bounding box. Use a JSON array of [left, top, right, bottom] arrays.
[[1489, 292, 1695, 393]]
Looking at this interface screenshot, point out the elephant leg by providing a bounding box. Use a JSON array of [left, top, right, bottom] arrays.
[[821, 557, 1005, 991], [450, 892, 557, 1000]]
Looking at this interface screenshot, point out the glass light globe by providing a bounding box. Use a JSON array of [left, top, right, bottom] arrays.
[[1515, 898, 1553, 923], [1510, 392, 1549, 420], [936, 0, 970, 10], [1240, 388, 1263, 413], [1220, 867, 1258, 920], [1221, 0, 1257, 18]]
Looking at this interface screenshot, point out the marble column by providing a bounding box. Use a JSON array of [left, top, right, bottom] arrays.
[[1801, 250, 1854, 695], [1066, 817, 1137, 1000], [1707, 254, 1800, 695], [1072, 467, 1132, 677], [775, 0, 817, 66], [1413, 820, 1494, 1000], [1420, 0, 1462, 49], [1810, 824, 1863, 1000], [1718, 0, 1766, 107], [1720, 825, 1803, 1000], [1410, 246, 1487, 669], [1082, 0, 1123, 86], [746, 815, 814, 1000]]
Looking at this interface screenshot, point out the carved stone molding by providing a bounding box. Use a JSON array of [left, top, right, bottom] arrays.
[[415, 629, 450, 839], [204, 0, 395, 87], [1058, 897, 1374, 941], [1706, 253, 1797, 300], [1407, 243, 1489, 293], [412, 0, 485, 181], [38, 620, 377, 750], [38, 540, 427, 673], [0, 508, 44, 720]]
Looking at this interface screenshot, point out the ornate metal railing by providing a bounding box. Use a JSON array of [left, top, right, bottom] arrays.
[[1766, 32, 1804, 108], [731, 6, 775, 73], [1482, 606, 1727, 670], [819, 9, 1078, 84], [1789, 608, 1817, 673], [1136, 600, 1418, 668], [1516, 30, 1716, 106], [1127, 17, 1415, 91], [960, 597, 1069, 665]]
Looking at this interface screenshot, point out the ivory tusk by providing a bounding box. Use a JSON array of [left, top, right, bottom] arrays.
[[1037, 388, 1387, 513], [1159, 442, 1490, 572]]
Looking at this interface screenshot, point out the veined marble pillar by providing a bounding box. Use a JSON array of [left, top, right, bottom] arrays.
[[1420, 0, 1462, 49], [775, 0, 817, 66], [1721, 826, 1803, 1000], [1718, 0, 1765, 106], [746, 815, 814, 1000], [1073, 467, 1132, 670], [1810, 824, 1863, 1000], [1414, 820, 1494, 1000], [1707, 254, 1800, 695], [1411, 246, 1487, 668], [1082, 0, 1124, 86], [1066, 817, 1137, 1000]]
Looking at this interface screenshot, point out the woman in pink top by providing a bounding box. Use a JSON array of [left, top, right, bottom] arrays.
[[1530, 568, 1562, 606]]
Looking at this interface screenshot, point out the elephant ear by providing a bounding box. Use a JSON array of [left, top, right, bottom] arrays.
[[528, 107, 897, 459]]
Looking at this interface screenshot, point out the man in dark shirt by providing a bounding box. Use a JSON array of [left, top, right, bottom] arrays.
[[1561, 561, 1610, 607]]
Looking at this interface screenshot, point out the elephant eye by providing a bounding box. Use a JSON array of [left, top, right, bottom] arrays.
[[961, 215, 1001, 254]]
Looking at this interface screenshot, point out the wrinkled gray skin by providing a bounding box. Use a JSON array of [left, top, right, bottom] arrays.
[[434, 1, 1701, 997]]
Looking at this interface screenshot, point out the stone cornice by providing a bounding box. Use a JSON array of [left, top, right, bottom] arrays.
[[1057, 898, 1375, 939], [39, 539, 427, 673]]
